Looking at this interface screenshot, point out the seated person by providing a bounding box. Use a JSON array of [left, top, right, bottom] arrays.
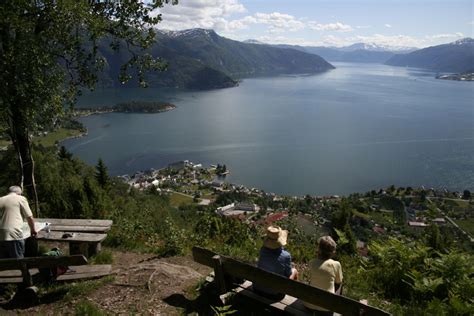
[[304, 236, 343, 315], [253, 226, 298, 300]]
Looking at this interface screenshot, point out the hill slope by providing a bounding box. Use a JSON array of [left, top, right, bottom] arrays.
[[100, 29, 335, 90], [385, 38, 474, 72]]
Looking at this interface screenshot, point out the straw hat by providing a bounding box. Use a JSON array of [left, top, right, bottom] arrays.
[[263, 226, 288, 249]]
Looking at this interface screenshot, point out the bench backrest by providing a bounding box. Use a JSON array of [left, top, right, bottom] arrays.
[[192, 247, 390, 316], [0, 255, 88, 271]]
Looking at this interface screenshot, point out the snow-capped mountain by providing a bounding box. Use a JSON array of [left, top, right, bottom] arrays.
[[339, 42, 416, 53], [386, 38, 474, 72]]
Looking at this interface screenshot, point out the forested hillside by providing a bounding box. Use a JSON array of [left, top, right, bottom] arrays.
[[0, 144, 472, 315], [98, 29, 335, 89]]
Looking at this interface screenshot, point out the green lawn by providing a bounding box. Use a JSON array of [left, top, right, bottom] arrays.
[[455, 218, 474, 236], [34, 128, 83, 147], [169, 192, 194, 208]]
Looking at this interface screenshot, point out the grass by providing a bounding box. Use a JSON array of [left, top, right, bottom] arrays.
[[455, 219, 474, 236], [90, 249, 114, 264], [169, 192, 194, 207], [33, 128, 83, 147], [41, 276, 114, 302], [75, 300, 107, 316], [352, 209, 371, 220]]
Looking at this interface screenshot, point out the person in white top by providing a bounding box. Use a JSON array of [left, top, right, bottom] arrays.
[[304, 236, 343, 315], [0, 186, 37, 258]]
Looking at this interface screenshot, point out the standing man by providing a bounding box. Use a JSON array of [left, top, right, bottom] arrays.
[[0, 186, 37, 259]]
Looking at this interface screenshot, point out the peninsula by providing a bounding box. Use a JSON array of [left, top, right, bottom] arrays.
[[436, 72, 474, 81], [76, 101, 176, 116]]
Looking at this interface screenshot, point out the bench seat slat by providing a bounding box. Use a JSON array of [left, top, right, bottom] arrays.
[[45, 225, 111, 233], [36, 231, 107, 243], [36, 218, 113, 227], [0, 255, 87, 271], [0, 264, 112, 283], [234, 281, 309, 316]]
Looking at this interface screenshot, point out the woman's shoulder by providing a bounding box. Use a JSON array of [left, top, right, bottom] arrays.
[[326, 259, 342, 269]]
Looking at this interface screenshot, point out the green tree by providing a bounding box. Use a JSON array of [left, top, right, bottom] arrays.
[[0, 0, 175, 212], [462, 190, 471, 200], [95, 158, 109, 189], [58, 146, 73, 160], [425, 223, 443, 251]]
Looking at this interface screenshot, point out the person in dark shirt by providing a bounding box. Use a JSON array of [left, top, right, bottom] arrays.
[[253, 226, 298, 299]]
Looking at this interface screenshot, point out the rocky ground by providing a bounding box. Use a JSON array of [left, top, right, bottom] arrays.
[[1, 250, 213, 315]]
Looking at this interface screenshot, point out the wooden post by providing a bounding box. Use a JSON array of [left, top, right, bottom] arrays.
[[24, 237, 39, 257], [20, 262, 33, 287], [212, 255, 228, 294], [88, 242, 101, 257], [69, 242, 89, 257]]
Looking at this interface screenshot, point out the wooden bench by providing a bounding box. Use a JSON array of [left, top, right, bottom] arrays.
[[192, 247, 390, 316], [0, 255, 112, 303], [0, 255, 87, 287], [35, 218, 113, 257]]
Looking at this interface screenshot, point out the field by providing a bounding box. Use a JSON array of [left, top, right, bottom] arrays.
[[169, 192, 194, 207], [455, 219, 474, 236], [34, 128, 83, 147]]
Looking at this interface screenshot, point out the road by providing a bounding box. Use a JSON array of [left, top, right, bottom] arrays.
[[427, 197, 474, 243]]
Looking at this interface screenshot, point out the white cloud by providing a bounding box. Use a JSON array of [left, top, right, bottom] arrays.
[[469, 21, 474, 25], [156, 2, 353, 36], [252, 12, 305, 33], [308, 21, 353, 32], [356, 25, 371, 29], [155, 0, 246, 31], [384, 24, 392, 28], [425, 32, 464, 40]]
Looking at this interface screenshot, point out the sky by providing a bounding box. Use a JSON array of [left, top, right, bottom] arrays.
[[154, 0, 474, 48]]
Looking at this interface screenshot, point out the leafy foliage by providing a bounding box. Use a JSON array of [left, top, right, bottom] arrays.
[[358, 238, 474, 314], [0, 0, 175, 205]]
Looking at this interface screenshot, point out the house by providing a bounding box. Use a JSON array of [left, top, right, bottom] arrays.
[[264, 212, 289, 225], [234, 203, 259, 212], [432, 218, 446, 225], [408, 221, 428, 229]]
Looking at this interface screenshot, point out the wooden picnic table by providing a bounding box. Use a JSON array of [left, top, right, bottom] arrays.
[[34, 218, 113, 257]]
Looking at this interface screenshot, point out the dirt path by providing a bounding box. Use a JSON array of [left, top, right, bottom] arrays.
[[14, 250, 212, 315]]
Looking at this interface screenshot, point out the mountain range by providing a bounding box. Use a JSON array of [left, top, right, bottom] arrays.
[[99, 29, 334, 90], [99, 29, 473, 90], [254, 37, 474, 73], [263, 42, 416, 63], [385, 38, 474, 73]]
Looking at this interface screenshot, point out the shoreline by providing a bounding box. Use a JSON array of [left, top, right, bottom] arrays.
[[74, 103, 177, 118]]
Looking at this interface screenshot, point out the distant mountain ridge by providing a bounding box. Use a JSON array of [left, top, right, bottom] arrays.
[[99, 29, 334, 90], [156, 29, 334, 77], [248, 41, 417, 63], [385, 38, 474, 73]]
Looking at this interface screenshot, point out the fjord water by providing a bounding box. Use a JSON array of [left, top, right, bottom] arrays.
[[64, 63, 474, 196]]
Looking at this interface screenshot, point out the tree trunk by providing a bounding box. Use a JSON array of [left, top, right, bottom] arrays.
[[8, 109, 40, 217]]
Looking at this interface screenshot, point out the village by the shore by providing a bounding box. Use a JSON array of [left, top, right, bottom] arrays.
[[120, 159, 474, 255]]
